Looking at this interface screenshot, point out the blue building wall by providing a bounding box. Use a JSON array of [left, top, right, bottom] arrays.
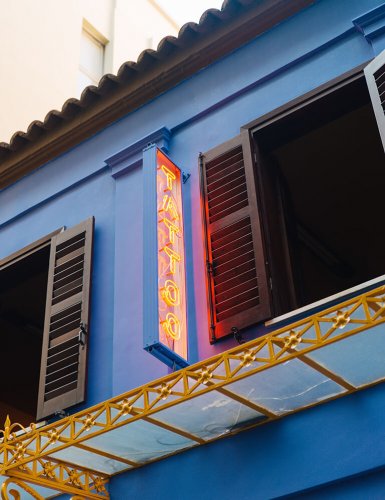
[[109, 383, 385, 499], [2, 0, 385, 496]]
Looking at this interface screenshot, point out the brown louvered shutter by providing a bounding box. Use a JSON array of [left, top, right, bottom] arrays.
[[365, 50, 385, 152], [37, 217, 94, 420], [201, 132, 271, 341]]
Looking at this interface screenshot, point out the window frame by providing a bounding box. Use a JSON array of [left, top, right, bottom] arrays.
[[200, 60, 385, 340], [242, 63, 367, 134], [243, 60, 384, 321]]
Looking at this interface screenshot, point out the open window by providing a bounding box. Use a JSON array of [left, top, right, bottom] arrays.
[[202, 53, 385, 340], [252, 69, 385, 318], [0, 218, 94, 426]]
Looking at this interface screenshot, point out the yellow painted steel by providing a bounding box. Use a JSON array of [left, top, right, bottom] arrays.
[[2, 285, 385, 496], [1, 416, 109, 498], [1, 478, 45, 499]]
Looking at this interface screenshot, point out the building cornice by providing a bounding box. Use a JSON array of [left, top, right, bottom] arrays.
[[0, 0, 314, 190]]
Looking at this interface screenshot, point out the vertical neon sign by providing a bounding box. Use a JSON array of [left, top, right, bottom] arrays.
[[157, 150, 187, 361], [143, 145, 188, 368]]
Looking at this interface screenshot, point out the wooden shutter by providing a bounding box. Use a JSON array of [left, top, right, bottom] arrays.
[[365, 50, 385, 152], [201, 132, 271, 341], [37, 217, 94, 420]]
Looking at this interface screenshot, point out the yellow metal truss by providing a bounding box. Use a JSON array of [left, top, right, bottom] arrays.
[[1, 416, 109, 498], [2, 285, 385, 497]]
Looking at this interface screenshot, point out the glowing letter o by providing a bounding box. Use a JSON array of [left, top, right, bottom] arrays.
[[161, 279, 180, 306], [162, 313, 181, 340]]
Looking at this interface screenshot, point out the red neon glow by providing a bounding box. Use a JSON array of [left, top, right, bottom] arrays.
[[157, 150, 187, 360]]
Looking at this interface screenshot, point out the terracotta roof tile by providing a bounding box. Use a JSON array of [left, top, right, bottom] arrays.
[[0, 0, 314, 186]]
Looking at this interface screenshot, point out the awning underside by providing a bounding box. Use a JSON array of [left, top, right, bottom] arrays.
[[2, 286, 385, 498]]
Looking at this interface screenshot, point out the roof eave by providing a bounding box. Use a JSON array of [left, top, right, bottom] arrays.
[[0, 0, 314, 190]]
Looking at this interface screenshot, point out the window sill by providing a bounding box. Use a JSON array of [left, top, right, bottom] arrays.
[[266, 274, 385, 328]]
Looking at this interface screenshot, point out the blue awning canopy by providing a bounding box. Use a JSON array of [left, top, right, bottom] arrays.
[[2, 285, 385, 498]]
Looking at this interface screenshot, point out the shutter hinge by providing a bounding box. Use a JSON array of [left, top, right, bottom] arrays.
[[210, 324, 216, 344], [79, 322, 87, 349], [232, 326, 245, 345], [207, 261, 214, 274], [269, 277, 273, 291], [53, 410, 69, 419]]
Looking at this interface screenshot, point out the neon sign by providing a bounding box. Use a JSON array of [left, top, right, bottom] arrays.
[[143, 145, 188, 368], [157, 151, 187, 361]]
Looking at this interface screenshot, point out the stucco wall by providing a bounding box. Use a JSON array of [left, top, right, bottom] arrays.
[[2, 0, 385, 497]]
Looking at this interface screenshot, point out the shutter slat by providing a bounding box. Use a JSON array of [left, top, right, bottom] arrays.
[[49, 331, 79, 349], [211, 217, 251, 248], [46, 365, 79, 386], [215, 248, 256, 276], [48, 343, 79, 364], [201, 134, 271, 341], [46, 362, 79, 383], [53, 267, 84, 289], [208, 183, 248, 211], [45, 381, 78, 401], [209, 199, 249, 223], [206, 149, 242, 172], [213, 241, 254, 268], [46, 353, 79, 374], [216, 286, 259, 313], [207, 164, 245, 191], [216, 296, 260, 322], [209, 189, 248, 215], [50, 302, 82, 329], [56, 247, 85, 267], [215, 277, 259, 304], [51, 291, 83, 316], [50, 319, 82, 340], [213, 259, 255, 286], [37, 217, 94, 420], [365, 50, 385, 152], [53, 277, 83, 298], [56, 233, 85, 253], [207, 170, 246, 201], [214, 268, 257, 295], [207, 160, 244, 184], [212, 232, 253, 260], [52, 283, 83, 305], [374, 68, 385, 87], [209, 187, 248, 218], [55, 253, 84, 275]]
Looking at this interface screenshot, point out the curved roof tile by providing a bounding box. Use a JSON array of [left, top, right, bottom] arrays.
[[0, 0, 314, 185]]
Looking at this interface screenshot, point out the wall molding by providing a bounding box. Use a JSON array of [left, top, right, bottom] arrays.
[[106, 127, 171, 178], [353, 4, 385, 42]]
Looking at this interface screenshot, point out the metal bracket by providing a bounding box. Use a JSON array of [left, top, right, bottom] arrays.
[[79, 323, 87, 349], [182, 172, 191, 184], [54, 410, 68, 419], [209, 324, 216, 344], [232, 327, 245, 344]]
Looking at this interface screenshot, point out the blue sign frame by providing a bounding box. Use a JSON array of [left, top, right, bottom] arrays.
[[143, 144, 189, 369]]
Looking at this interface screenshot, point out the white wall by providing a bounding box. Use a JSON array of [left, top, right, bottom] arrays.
[[0, 0, 178, 142]]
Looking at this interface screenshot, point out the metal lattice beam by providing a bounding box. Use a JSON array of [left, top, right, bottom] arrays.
[[1, 456, 109, 499], [1, 475, 99, 499], [1, 285, 385, 484]]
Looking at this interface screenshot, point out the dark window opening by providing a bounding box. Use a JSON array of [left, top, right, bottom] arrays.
[[0, 219, 93, 425], [253, 76, 385, 316], [0, 245, 50, 427]]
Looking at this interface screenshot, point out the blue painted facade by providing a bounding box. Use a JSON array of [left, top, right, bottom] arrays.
[[3, 0, 385, 497]]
